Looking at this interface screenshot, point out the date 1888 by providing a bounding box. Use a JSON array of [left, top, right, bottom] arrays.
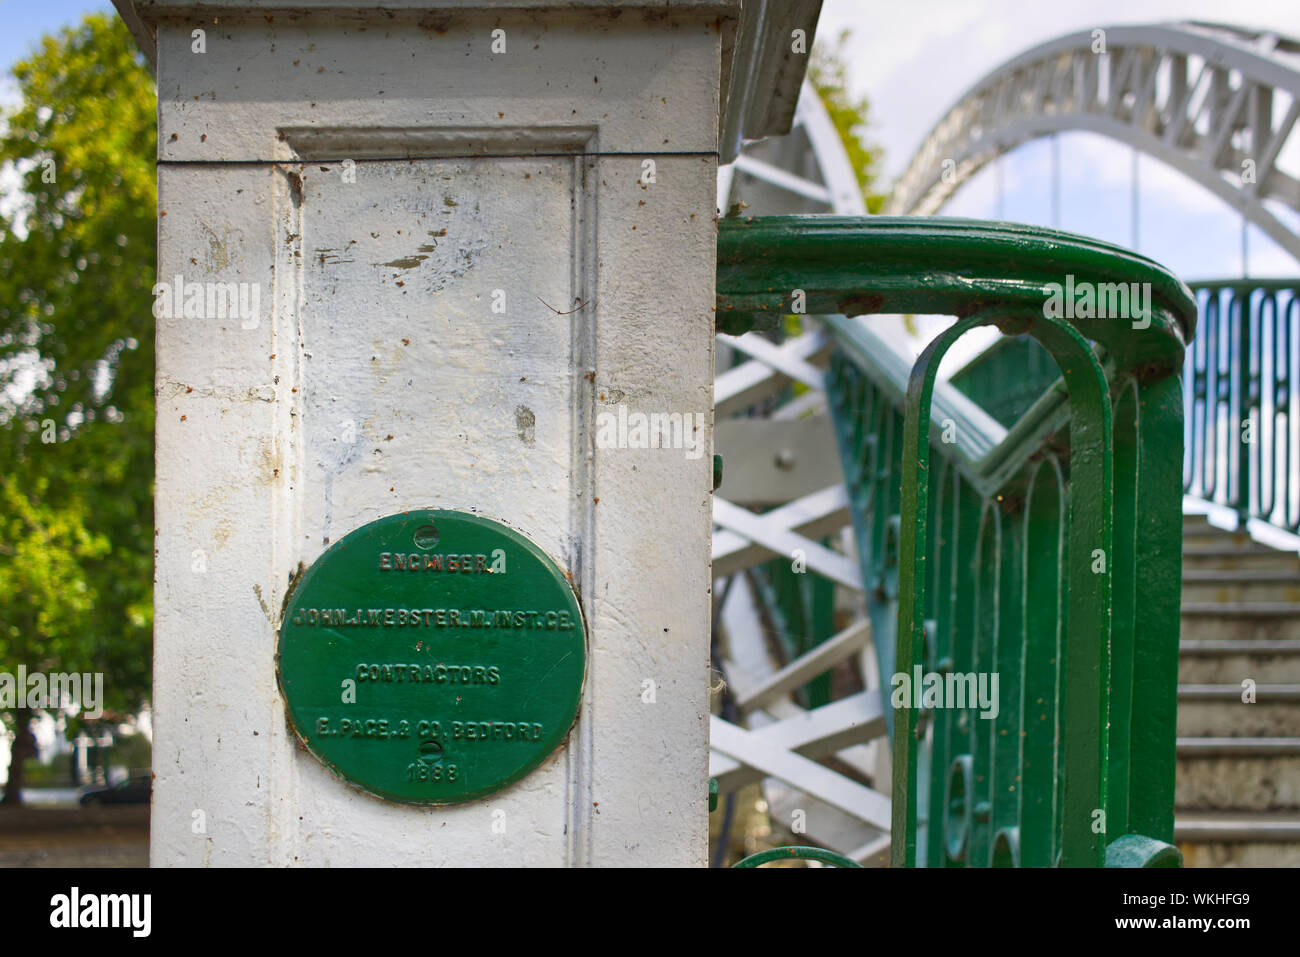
[[408, 762, 459, 783]]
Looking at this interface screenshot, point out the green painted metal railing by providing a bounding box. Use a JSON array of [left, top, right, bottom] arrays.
[[717, 216, 1198, 867], [949, 334, 1057, 429], [1184, 280, 1299, 536], [952, 280, 1300, 538], [733, 846, 864, 868]]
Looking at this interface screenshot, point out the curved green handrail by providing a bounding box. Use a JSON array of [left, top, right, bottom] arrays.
[[717, 215, 1196, 373], [717, 215, 1196, 868], [948, 277, 1300, 538], [733, 846, 865, 868]]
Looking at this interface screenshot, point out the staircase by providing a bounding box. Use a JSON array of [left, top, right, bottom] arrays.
[[1176, 513, 1300, 866]]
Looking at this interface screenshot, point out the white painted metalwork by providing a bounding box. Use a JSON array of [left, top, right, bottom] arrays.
[[712, 498, 863, 591], [712, 484, 852, 579], [735, 620, 872, 712], [709, 717, 892, 831], [718, 80, 867, 215], [715, 328, 831, 418], [887, 22, 1300, 263], [718, 331, 830, 391], [712, 77, 889, 865], [709, 689, 886, 791]]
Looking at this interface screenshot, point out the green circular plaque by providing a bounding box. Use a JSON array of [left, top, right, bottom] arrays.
[[277, 509, 586, 805]]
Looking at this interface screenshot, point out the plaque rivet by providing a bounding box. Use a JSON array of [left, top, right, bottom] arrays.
[[413, 524, 440, 549]]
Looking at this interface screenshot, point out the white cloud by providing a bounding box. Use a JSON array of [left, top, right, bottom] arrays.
[[820, 0, 1300, 182], [813, 2, 1300, 275]]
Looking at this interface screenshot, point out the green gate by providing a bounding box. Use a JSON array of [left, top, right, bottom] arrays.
[[717, 216, 1197, 867]]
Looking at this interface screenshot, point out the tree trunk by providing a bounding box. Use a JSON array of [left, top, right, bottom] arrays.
[[1, 708, 34, 806]]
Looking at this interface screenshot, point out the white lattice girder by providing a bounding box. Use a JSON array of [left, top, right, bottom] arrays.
[[886, 22, 1300, 263]]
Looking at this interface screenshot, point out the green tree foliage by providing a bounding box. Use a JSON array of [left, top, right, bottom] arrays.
[[809, 30, 886, 213], [0, 14, 156, 801]]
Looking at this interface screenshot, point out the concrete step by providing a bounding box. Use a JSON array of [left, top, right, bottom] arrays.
[[1179, 640, 1300, 683], [1182, 569, 1300, 604], [1181, 524, 1254, 544], [1174, 518, 1300, 863], [1179, 603, 1300, 641], [1181, 544, 1300, 572], [1176, 737, 1300, 812], [1182, 515, 1219, 533], [1176, 684, 1300, 736], [1175, 813, 1300, 867]]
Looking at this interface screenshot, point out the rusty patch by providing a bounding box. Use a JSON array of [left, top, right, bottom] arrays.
[[377, 255, 428, 270], [838, 293, 886, 316], [284, 168, 304, 208], [252, 584, 273, 623], [417, 12, 453, 33]]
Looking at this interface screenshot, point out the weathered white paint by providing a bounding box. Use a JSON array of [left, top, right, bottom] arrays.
[[733, 619, 871, 713], [709, 716, 892, 830], [711, 484, 850, 578], [709, 689, 885, 791], [125, 0, 795, 866]]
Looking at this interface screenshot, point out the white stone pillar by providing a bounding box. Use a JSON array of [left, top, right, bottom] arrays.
[[113, 0, 800, 867]]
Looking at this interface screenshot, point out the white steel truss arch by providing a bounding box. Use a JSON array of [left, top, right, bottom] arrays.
[[886, 22, 1300, 262]]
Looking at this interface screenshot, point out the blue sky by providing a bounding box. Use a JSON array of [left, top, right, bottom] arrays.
[[0, 0, 114, 96]]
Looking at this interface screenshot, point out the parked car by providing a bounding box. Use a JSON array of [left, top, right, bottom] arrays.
[[79, 773, 151, 806]]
